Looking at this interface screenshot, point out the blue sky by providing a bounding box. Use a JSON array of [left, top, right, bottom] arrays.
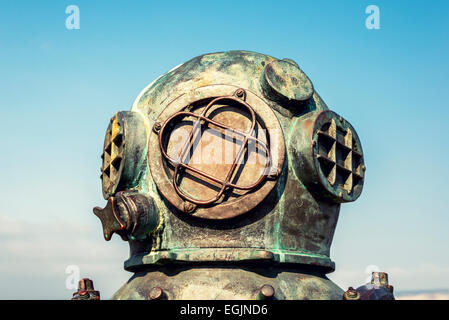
[[0, 0, 448, 299]]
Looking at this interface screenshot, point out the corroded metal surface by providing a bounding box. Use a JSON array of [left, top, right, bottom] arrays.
[[343, 272, 395, 300], [261, 59, 314, 109], [93, 191, 160, 241], [356, 272, 395, 300], [112, 266, 343, 300], [343, 287, 360, 300], [72, 278, 100, 300], [92, 50, 371, 300]]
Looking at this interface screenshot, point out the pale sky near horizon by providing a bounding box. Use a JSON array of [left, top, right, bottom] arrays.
[[0, 0, 448, 299]]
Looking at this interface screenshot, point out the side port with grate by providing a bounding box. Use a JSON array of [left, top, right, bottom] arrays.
[[101, 118, 124, 196], [315, 118, 364, 198]]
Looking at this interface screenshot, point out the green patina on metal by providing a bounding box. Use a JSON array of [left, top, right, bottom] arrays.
[[93, 50, 366, 299]]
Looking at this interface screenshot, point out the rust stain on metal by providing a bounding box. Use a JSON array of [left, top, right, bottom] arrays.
[[72, 278, 100, 300]]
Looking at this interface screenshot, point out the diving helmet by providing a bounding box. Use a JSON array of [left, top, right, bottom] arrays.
[[94, 50, 367, 300]]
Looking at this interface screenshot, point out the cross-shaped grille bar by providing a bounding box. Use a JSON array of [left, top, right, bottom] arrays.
[[101, 116, 124, 195], [316, 118, 364, 194], [158, 93, 272, 206]]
